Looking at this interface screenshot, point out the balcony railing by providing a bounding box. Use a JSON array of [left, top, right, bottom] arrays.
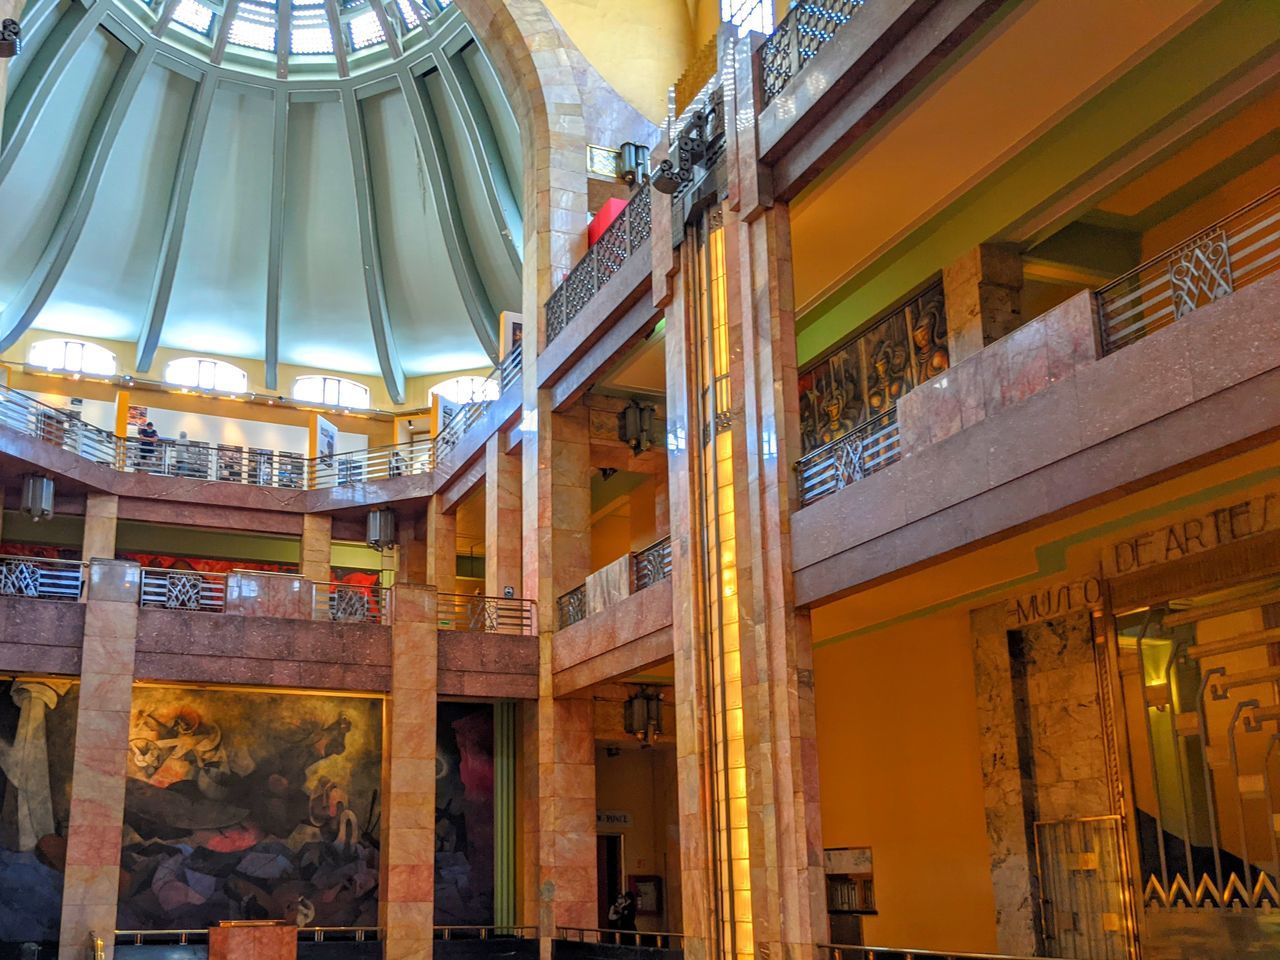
[[758, 0, 865, 106], [633, 536, 673, 591], [795, 408, 900, 507], [0, 386, 118, 464], [311, 437, 436, 488], [500, 340, 523, 394], [0, 554, 85, 601], [139, 568, 228, 612], [314, 581, 391, 624], [556, 927, 685, 950], [116, 928, 383, 946], [1097, 184, 1280, 353], [545, 184, 653, 345], [438, 592, 537, 635], [557, 584, 587, 629], [821, 946, 1061, 960], [435, 927, 539, 941]]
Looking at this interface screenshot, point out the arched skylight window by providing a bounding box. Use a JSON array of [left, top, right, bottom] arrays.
[[165, 357, 250, 393], [28, 339, 117, 376], [293, 375, 371, 409], [431, 375, 499, 406], [721, 0, 773, 34]]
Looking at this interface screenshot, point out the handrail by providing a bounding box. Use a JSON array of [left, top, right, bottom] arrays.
[[632, 536, 673, 592], [556, 926, 684, 949], [434, 925, 540, 940], [115, 927, 383, 944], [0, 554, 86, 602], [795, 408, 900, 507], [545, 184, 653, 345], [438, 592, 537, 635], [556, 583, 587, 630], [1097, 183, 1280, 352], [821, 945, 1068, 960], [758, 1, 866, 106]]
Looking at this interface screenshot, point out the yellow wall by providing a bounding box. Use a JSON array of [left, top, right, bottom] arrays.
[[814, 609, 998, 952]]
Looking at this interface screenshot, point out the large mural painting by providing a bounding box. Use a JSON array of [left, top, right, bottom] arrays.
[[0, 679, 78, 947], [119, 687, 382, 930], [435, 702, 495, 925]]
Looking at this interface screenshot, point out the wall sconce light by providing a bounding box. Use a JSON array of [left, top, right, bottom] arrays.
[[618, 141, 651, 187], [623, 686, 664, 747], [366, 508, 396, 551], [21, 475, 53, 522], [617, 399, 656, 454]]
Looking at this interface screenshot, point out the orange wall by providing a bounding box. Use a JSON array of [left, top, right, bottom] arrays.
[[813, 608, 998, 952]]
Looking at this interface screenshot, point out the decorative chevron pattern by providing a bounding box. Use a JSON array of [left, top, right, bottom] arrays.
[[1144, 872, 1280, 910]]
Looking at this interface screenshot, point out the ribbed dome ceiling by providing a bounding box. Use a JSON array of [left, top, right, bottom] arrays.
[[0, 0, 523, 402]]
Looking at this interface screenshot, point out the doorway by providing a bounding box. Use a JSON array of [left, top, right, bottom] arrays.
[[597, 834, 623, 928]]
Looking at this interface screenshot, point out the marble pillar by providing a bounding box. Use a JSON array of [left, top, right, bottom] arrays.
[[382, 584, 438, 960], [82, 493, 118, 561], [485, 432, 522, 600], [59, 559, 141, 960], [426, 496, 456, 597], [943, 243, 1025, 363], [396, 516, 427, 586], [299, 513, 332, 583]]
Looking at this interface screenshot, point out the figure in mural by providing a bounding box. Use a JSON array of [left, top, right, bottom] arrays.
[[0, 680, 78, 947], [434, 703, 496, 926], [910, 301, 950, 382], [866, 339, 908, 416], [118, 689, 382, 931]]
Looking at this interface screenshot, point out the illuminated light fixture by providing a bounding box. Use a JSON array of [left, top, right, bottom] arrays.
[[21, 475, 54, 522], [366, 508, 396, 551], [623, 686, 664, 747], [617, 398, 657, 454], [618, 141, 650, 186]]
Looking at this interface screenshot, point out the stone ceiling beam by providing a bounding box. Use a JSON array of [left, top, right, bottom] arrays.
[[322, 0, 348, 78], [264, 90, 289, 390], [341, 86, 406, 404]]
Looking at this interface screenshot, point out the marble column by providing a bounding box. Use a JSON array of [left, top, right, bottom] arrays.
[[426, 496, 456, 597], [396, 515, 427, 586], [485, 432, 522, 600], [59, 559, 141, 960], [942, 243, 1025, 363], [382, 584, 438, 960], [300, 513, 332, 583], [82, 493, 118, 561]]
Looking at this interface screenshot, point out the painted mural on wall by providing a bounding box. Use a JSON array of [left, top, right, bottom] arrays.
[[435, 702, 495, 925], [798, 282, 948, 454], [119, 687, 381, 930], [0, 679, 78, 946]]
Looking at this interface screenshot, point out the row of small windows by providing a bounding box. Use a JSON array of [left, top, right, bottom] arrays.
[[26, 340, 372, 409]]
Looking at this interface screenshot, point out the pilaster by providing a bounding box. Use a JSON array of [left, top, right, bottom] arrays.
[[300, 513, 332, 582], [58, 559, 140, 960], [485, 432, 522, 599], [396, 514, 427, 585], [82, 493, 118, 561], [942, 243, 1025, 363], [426, 496, 457, 596], [383, 584, 439, 960]]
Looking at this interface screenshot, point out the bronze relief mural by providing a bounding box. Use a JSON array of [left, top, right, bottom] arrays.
[[799, 282, 948, 454], [119, 687, 382, 930]]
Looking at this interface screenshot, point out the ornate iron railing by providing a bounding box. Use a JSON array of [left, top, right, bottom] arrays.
[[822, 946, 1062, 960], [314, 581, 391, 624], [0, 554, 85, 601], [545, 184, 653, 344], [435, 926, 539, 941], [557, 927, 685, 950], [556, 584, 587, 629], [438, 592, 537, 635], [139, 568, 228, 612], [1097, 184, 1280, 353], [758, 0, 865, 105], [633, 536, 673, 591], [795, 408, 900, 507]]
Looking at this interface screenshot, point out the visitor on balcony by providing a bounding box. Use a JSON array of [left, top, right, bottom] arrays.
[[138, 421, 161, 471]]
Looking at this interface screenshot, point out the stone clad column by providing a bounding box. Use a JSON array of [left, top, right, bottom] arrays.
[[426, 496, 456, 597], [396, 515, 427, 586], [942, 243, 1024, 363], [383, 584, 439, 960], [300, 513, 333, 583], [485, 432, 522, 600], [59, 559, 141, 960], [82, 493, 118, 561]]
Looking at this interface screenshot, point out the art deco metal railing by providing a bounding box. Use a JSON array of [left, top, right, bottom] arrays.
[[632, 535, 673, 591], [545, 184, 653, 345], [821, 946, 1060, 960], [1097, 184, 1280, 352], [313, 580, 392, 624], [139, 568, 228, 612], [795, 407, 900, 507], [0, 554, 85, 601], [437, 592, 537, 635], [556, 584, 587, 629], [758, 0, 865, 105]]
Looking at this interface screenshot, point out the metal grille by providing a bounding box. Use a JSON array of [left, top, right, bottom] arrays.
[[1097, 185, 1280, 352], [632, 536, 673, 592], [140, 569, 227, 612], [795, 408, 899, 507], [314, 582, 390, 624], [437, 593, 536, 635], [1035, 817, 1131, 960], [545, 185, 653, 344], [0, 556, 84, 601], [556, 584, 587, 629], [759, 0, 864, 105]]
